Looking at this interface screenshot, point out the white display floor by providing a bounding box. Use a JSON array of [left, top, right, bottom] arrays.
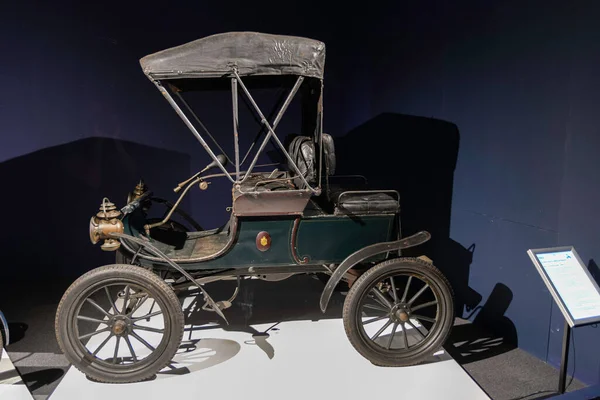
[[0, 347, 34, 400], [49, 288, 490, 400]]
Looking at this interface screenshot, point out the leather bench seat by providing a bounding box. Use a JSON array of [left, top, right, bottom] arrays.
[[330, 187, 399, 215]]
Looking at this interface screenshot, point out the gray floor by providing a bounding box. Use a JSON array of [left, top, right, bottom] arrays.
[[445, 319, 586, 400], [0, 275, 588, 400]]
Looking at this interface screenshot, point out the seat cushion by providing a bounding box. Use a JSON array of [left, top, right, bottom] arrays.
[[333, 190, 399, 215]]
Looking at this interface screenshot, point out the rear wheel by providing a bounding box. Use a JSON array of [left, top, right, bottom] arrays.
[[55, 264, 184, 383], [343, 257, 454, 367]]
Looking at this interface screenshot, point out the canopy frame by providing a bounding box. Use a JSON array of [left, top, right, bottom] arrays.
[[151, 71, 323, 194]]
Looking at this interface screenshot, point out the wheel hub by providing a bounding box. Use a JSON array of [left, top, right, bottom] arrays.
[[110, 316, 131, 336], [396, 310, 409, 322], [391, 304, 411, 323]]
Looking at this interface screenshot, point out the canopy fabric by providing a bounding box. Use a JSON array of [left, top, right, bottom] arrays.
[[140, 32, 326, 80]]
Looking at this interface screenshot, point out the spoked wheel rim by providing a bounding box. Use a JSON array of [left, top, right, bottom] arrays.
[[356, 271, 444, 356], [70, 280, 172, 373]]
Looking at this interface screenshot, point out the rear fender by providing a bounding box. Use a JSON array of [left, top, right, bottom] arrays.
[[319, 230, 431, 312]]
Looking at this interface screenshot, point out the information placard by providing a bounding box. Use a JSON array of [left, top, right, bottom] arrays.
[[527, 246, 600, 327]]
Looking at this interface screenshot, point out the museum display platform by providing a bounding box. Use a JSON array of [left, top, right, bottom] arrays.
[[49, 288, 491, 400], [2, 274, 596, 399]]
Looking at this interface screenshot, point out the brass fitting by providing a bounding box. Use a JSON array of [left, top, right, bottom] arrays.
[[127, 179, 148, 204], [89, 198, 124, 251]]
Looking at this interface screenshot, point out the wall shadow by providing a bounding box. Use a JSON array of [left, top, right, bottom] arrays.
[[333, 112, 478, 316], [0, 137, 190, 282], [587, 259, 600, 286], [20, 368, 65, 392]]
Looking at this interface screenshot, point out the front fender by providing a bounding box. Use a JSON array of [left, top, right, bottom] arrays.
[[319, 230, 431, 312]]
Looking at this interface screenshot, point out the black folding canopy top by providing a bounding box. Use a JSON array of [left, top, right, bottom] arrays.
[[140, 31, 326, 80]]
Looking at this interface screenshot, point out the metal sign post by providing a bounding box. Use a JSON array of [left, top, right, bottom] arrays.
[[557, 319, 571, 394], [527, 246, 600, 394]]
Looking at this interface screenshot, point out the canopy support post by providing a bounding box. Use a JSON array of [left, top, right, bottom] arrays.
[[317, 80, 324, 191], [231, 77, 240, 182], [154, 81, 234, 183]]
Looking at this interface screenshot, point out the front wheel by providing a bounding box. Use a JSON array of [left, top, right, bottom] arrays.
[[342, 257, 454, 367], [55, 264, 184, 383]]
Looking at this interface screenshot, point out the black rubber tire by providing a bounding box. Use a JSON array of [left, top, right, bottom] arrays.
[[343, 257, 454, 367], [55, 264, 184, 383]]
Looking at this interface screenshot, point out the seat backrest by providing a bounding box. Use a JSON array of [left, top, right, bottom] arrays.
[[287, 133, 336, 189], [322, 133, 336, 176], [288, 135, 316, 188]]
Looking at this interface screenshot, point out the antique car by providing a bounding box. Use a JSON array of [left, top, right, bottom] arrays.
[[55, 31, 455, 383]]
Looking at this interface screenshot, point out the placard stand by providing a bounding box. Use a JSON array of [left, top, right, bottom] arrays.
[[527, 246, 600, 395], [558, 320, 570, 394]]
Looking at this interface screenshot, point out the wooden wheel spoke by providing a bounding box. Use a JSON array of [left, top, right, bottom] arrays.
[[412, 314, 436, 324], [369, 295, 391, 310], [370, 288, 394, 310], [121, 286, 131, 314], [91, 332, 113, 356], [408, 283, 430, 306], [77, 315, 109, 325], [406, 319, 426, 339], [363, 315, 389, 325], [130, 331, 156, 352], [104, 287, 118, 314], [131, 310, 163, 322], [363, 303, 389, 313], [124, 335, 138, 362], [411, 300, 438, 312], [133, 325, 165, 334], [401, 322, 409, 349], [85, 298, 112, 318], [401, 276, 412, 303], [389, 277, 398, 303], [127, 294, 149, 316], [372, 319, 393, 340], [112, 336, 121, 364], [78, 327, 111, 340], [386, 323, 399, 350]]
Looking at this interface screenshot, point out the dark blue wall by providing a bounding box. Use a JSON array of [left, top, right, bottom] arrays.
[[3, 0, 600, 385], [341, 0, 600, 385], [0, 0, 355, 230]]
